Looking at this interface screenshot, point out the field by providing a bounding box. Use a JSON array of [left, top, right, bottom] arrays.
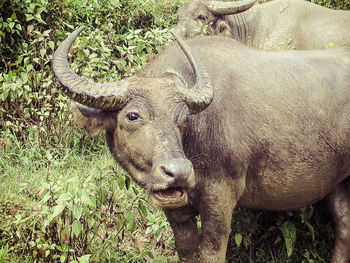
[[0, 0, 349, 262]]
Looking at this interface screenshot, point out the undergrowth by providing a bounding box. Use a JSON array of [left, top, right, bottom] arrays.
[[1, 0, 183, 262], [0, 132, 177, 262]]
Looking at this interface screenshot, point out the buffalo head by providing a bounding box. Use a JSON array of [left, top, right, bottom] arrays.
[[174, 0, 256, 38], [52, 27, 213, 209]]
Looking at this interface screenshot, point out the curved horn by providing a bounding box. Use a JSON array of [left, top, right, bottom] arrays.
[[52, 26, 129, 111], [171, 31, 214, 114], [206, 0, 256, 16]]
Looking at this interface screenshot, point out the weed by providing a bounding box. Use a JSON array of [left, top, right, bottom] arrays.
[[1, 143, 178, 262]]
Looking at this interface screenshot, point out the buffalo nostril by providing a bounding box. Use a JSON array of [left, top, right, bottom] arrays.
[[162, 167, 175, 178], [159, 159, 193, 183]]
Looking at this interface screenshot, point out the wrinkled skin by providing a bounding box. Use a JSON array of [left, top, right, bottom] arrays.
[[174, 0, 350, 50], [55, 32, 350, 262]]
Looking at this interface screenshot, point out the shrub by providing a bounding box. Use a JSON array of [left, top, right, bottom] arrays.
[[0, 1, 184, 262], [311, 0, 350, 9], [0, 0, 184, 149], [0, 148, 177, 262]]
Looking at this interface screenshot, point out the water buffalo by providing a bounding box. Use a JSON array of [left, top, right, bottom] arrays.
[[52, 27, 350, 262], [174, 0, 350, 50]]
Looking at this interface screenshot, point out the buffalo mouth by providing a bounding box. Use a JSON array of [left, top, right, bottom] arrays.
[[150, 187, 188, 208]]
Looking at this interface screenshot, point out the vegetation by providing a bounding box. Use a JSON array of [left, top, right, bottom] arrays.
[[0, 0, 348, 262], [1, 0, 183, 262], [312, 0, 350, 9]]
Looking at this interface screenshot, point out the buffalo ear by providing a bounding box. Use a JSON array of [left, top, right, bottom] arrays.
[[69, 101, 109, 138], [216, 20, 232, 37]]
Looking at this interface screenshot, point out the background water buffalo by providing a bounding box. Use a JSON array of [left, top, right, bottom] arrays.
[[52, 27, 350, 262], [174, 0, 350, 50]]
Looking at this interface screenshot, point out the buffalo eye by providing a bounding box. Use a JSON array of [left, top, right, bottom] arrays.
[[197, 14, 207, 20], [126, 112, 140, 122]]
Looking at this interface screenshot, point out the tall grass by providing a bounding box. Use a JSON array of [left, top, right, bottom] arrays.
[[0, 1, 184, 261], [0, 130, 177, 262]]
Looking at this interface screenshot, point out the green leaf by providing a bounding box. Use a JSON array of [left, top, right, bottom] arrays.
[[234, 233, 243, 247], [145, 226, 152, 235], [46, 150, 53, 161], [279, 221, 297, 257], [40, 48, 46, 58], [11, 12, 17, 20], [42, 29, 52, 36], [57, 192, 72, 204], [305, 221, 315, 242], [77, 254, 91, 263], [52, 204, 65, 218], [72, 220, 83, 237], [72, 204, 83, 220], [40, 192, 51, 204], [35, 12, 46, 24], [25, 14, 34, 22], [138, 200, 147, 216], [83, 49, 90, 57], [60, 254, 67, 263], [132, 185, 139, 195], [145, 251, 154, 259], [48, 41, 55, 51], [87, 217, 95, 228], [81, 190, 96, 208], [1, 89, 9, 101], [33, 57, 40, 64], [27, 24, 34, 33], [117, 176, 125, 189]]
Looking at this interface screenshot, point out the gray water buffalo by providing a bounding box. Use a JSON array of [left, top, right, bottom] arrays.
[[52, 27, 350, 262], [174, 0, 350, 50]]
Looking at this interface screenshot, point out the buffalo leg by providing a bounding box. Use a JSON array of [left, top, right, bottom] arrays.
[[327, 177, 350, 263], [164, 206, 200, 263], [198, 177, 244, 263]]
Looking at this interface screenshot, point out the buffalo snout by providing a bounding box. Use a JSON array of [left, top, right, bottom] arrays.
[[158, 158, 195, 187], [150, 158, 195, 209]]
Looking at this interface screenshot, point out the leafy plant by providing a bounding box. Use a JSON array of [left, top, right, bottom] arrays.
[[279, 221, 297, 257], [227, 207, 333, 262], [311, 0, 350, 9], [1, 144, 177, 262], [0, 0, 183, 148], [0, 244, 11, 263]]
